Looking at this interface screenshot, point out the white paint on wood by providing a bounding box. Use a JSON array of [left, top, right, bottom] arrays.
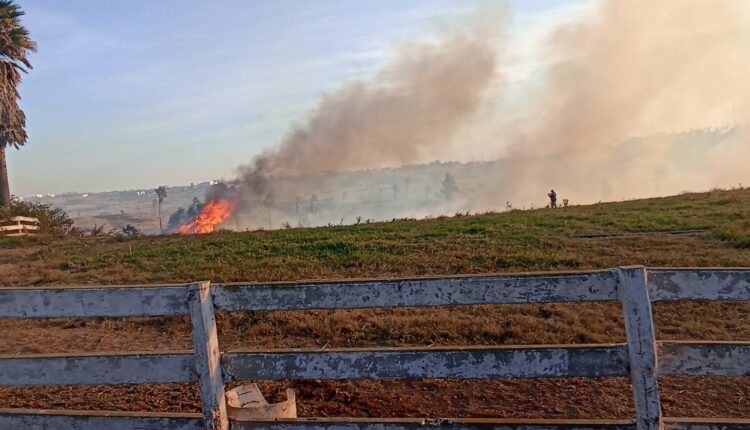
[[617, 267, 663, 430], [0, 224, 25, 232], [233, 420, 750, 430], [0, 408, 203, 430], [189, 281, 228, 430], [223, 344, 629, 381], [232, 419, 750, 430], [647, 269, 750, 301], [231, 418, 636, 430], [657, 341, 750, 376], [0, 352, 195, 386], [1, 216, 40, 236], [1, 412, 749, 430], [0, 285, 190, 318], [663, 418, 750, 430], [10, 216, 39, 223], [214, 270, 619, 312], [0, 268, 748, 429]]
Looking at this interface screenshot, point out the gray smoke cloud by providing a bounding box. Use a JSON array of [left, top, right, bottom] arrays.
[[472, 0, 750, 206], [218, 5, 508, 223], [195, 0, 749, 230]]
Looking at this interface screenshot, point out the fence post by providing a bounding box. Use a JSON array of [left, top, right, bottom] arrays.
[[188, 281, 229, 430], [617, 266, 663, 430]]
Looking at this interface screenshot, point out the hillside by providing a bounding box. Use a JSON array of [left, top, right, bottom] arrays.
[[4, 187, 750, 286], [21, 127, 748, 235], [0, 188, 748, 419]]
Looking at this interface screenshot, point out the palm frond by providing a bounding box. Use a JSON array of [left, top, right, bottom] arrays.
[[0, 0, 35, 149]]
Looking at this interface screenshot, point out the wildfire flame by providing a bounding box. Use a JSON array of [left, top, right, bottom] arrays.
[[177, 199, 236, 234]]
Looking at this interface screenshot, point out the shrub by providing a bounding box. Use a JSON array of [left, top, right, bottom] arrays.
[[122, 224, 143, 237], [1, 198, 74, 235], [90, 224, 107, 237]]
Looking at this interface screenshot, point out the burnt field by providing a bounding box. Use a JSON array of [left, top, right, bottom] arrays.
[[0, 189, 749, 418]]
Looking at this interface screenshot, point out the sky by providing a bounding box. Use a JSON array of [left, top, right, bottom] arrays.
[[11, 0, 597, 196]]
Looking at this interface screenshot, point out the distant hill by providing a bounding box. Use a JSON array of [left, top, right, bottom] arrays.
[[24, 126, 747, 234]]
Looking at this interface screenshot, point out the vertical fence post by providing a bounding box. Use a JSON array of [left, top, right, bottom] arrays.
[[617, 266, 663, 430], [188, 281, 229, 430]]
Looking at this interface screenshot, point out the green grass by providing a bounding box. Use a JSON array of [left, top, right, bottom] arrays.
[[1, 188, 749, 287]]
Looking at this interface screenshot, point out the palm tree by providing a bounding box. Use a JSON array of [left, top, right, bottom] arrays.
[[155, 186, 167, 233], [0, 1, 35, 209]]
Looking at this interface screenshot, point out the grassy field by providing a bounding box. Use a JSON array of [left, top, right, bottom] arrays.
[[0, 188, 749, 418], [2, 188, 750, 287]]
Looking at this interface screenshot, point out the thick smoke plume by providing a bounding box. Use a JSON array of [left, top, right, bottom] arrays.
[[482, 0, 750, 206], [222, 9, 505, 221], [186, 0, 750, 231]]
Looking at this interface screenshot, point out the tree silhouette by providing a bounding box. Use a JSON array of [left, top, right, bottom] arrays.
[[0, 1, 36, 208], [155, 186, 167, 233]]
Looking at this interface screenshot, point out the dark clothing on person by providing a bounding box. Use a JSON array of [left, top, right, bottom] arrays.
[[548, 190, 557, 208]]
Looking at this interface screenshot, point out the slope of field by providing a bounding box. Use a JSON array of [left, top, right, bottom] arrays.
[[0, 189, 749, 418]]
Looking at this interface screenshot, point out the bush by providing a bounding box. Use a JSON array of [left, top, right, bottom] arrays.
[[1, 199, 74, 235], [121, 224, 143, 237]]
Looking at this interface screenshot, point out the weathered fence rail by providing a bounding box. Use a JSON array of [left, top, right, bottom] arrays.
[[0, 216, 39, 237], [0, 267, 748, 430]]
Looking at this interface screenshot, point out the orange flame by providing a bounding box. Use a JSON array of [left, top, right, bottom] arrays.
[[177, 199, 236, 234]]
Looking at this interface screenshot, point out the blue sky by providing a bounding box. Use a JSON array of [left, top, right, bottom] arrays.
[[11, 0, 595, 195]]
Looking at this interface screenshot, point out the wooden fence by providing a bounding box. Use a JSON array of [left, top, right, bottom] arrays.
[[0, 266, 748, 430], [0, 216, 39, 237]]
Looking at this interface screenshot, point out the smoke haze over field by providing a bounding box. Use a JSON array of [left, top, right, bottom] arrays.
[[488, 0, 750, 205], [187, 0, 750, 231]]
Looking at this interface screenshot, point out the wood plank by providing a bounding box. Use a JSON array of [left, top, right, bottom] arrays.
[[0, 224, 24, 232], [617, 267, 662, 430], [663, 418, 750, 430], [0, 284, 191, 318], [1, 413, 747, 430], [189, 281, 229, 430], [214, 270, 619, 312], [647, 269, 750, 301], [222, 344, 629, 381], [658, 341, 750, 376], [231, 418, 635, 430], [0, 352, 195, 386], [0, 408, 203, 430], [10, 216, 39, 223]]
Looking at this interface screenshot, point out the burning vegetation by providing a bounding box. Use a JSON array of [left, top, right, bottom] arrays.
[[169, 0, 750, 235], [167, 183, 239, 234], [176, 199, 236, 234]]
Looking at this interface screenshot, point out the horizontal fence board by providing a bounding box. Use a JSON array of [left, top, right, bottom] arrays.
[[648, 269, 750, 301], [0, 352, 196, 386], [0, 409, 203, 430], [663, 418, 750, 430], [232, 418, 635, 430], [0, 285, 190, 318], [0, 413, 746, 430], [215, 271, 619, 312], [234, 419, 750, 430], [0, 225, 24, 232], [658, 342, 750, 376], [10, 216, 39, 223], [222, 344, 629, 381]]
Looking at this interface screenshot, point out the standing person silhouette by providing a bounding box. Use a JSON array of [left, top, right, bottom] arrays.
[[548, 189, 557, 208]]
